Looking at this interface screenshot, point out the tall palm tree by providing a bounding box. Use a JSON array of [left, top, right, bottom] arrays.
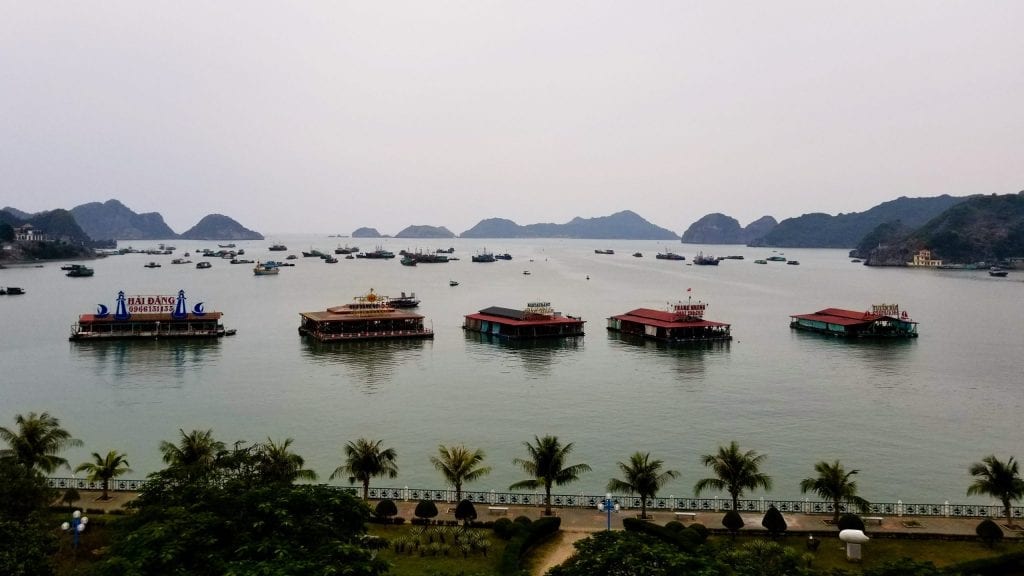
[[799, 460, 870, 523], [431, 444, 492, 502], [75, 450, 132, 500], [330, 438, 398, 500], [694, 441, 772, 512], [607, 451, 679, 519], [158, 428, 226, 478], [0, 411, 82, 473], [968, 455, 1024, 526], [257, 437, 318, 484], [510, 435, 592, 516]]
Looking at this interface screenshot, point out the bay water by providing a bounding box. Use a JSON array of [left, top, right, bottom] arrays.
[[1, 237, 1020, 505]]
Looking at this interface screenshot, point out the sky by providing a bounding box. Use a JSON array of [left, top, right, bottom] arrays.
[[2, 2, 1022, 236]]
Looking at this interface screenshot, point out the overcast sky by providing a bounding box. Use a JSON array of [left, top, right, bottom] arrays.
[[2, 2, 1021, 235]]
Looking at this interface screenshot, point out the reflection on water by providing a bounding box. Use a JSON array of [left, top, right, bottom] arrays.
[[71, 339, 223, 385], [606, 332, 728, 380], [301, 337, 430, 392], [789, 330, 918, 384], [463, 332, 583, 378]]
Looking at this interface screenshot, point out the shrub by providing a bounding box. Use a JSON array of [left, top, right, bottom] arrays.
[[455, 499, 477, 524], [688, 523, 709, 542], [621, 517, 702, 553], [414, 499, 438, 522], [976, 518, 1004, 547], [761, 505, 787, 537], [513, 515, 533, 527], [722, 510, 744, 535], [393, 516, 405, 525], [837, 513, 864, 531], [664, 520, 685, 532], [498, 516, 561, 575], [375, 498, 398, 521], [493, 517, 515, 540]]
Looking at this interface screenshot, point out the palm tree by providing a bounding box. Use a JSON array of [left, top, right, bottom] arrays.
[[694, 441, 772, 512], [158, 428, 226, 478], [330, 438, 398, 500], [257, 438, 318, 484], [0, 411, 82, 473], [75, 450, 132, 500], [799, 460, 870, 523], [431, 444, 492, 502], [607, 451, 679, 519], [510, 435, 592, 516], [967, 455, 1024, 526]]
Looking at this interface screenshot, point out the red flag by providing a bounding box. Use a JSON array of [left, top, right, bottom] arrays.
[[687, 287, 691, 292]]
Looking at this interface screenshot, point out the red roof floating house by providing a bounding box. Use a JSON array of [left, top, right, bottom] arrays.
[[463, 302, 584, 339], [607, 298, 731, 343], [789, 305, 918, 338]]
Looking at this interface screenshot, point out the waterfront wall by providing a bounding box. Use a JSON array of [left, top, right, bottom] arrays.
[[46, 477, 1023, 520]]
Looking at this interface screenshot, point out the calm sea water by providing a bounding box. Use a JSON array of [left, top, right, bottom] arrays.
[[1, 237, 1021, 504]]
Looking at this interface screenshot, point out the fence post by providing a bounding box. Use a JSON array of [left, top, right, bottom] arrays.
[[897, 500, 904, 517], [944, 500, 949, 517]]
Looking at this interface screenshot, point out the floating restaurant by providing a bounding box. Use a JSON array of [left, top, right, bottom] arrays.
[[70, 290, 232, 340], [789, 304, 919, 338], [462, 302, 584, 339], [606, 296, 731, 343], [298, 289, 433, 342]]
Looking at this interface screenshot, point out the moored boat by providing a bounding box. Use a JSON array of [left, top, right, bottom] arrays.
[[693, 252, 719, 266], [1, 287, 25, 295], [989, 267, 1008, 277], [269, 244, 287, 251], [196, 261, 213, 269], [70, 290, 232, 340], [66, 264, 95, 277], [144, 262, 162, 268], [389, 291, 420, 308], [253, 261, 280, 275], [633, 252, 643, 257], [355, 247, 396, 259], [471, 251, 496, 263], [298, 289, 434, 342], [594, 249, 614, 255], [655, 252, 685, 261]]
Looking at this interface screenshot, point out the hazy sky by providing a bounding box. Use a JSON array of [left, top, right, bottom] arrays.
[[2, 2, 1021, 235]]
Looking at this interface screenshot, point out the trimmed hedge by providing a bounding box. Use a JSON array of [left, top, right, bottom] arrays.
[[497, 516, 561, 575], [947, 549, 1024, 576], [621, 518, 703, 552]]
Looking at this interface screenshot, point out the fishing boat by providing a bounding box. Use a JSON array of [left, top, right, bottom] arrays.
[[171, 258, 192, 265], [298, 289, 434, 342], [253, 262, 280, 275], [594, 249, 614, 255], [70, 290, 233, 340], [523, 270, 531, 275], [196, 261, 212, 269], [693, 252, 719, 266], [767, 256, 787, 262], [269, 244, 287, 251], [334, 245, 359, 254], [754, 259, 767, 264], [449, 280, 459, 286], [400, 256, 417, 266], [1, 287, 25, 295], [323, 256, 339, 263], [389, 292, 420, 308], [633, 252, 643, 257], [787, 260, 801, 266], [989, 267, 1009, 277], [144, 262, 162, 268], [66, 264, 95, 277], [355, 247, 396, 259], [494, 253, 513, 260], [302, 249, 327, 258], [218, 243, 236, 248], [472, 251, 496, 263], [655, 252, 685, 261]]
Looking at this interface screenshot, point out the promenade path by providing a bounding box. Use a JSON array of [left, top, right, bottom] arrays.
[[71, 490, 1021, 574]]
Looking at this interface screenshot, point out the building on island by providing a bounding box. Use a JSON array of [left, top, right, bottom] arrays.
[[70, 290, 231, 340], [298, 289, 433, 342], [790, 304, 918, 338], [607, 297, 731, 343], [463, 302, 584, 339], [908, 249, 942, 267]]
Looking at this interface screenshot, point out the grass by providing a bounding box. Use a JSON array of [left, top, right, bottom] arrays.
[[771, 535, 1020, 571], [368, 523, 507, 576]]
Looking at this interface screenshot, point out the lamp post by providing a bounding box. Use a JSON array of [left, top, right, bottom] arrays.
[[60, 510, 88, 549], [597, 493, 620, 530]]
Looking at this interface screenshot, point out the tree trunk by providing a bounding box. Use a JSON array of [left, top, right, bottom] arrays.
[[102, 479, 109, 501], [363, 480, 370, 501], [544, 485, 552, 516], [1005, 498, 1014, 527], [640, 497, 647, 519], [833, 498, 841, 524], [455, 483, 462, 503]]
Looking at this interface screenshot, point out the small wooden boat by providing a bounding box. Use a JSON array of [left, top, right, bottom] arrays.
[[144, 262, 162, 268], [1, 287, 25, 295], [449, 280, 459, 286], [633, 252, 643, 257], [787, 260, 800, 266], [196, 261, 212, 269], [989, 267, 1009, 277]]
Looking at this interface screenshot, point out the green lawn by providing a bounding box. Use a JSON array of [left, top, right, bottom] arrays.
[[772, 535, 1020, 572], [368, 523, 506, 576]]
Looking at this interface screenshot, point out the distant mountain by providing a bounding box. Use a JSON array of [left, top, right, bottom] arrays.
[[1, 206, 34, 220], [460, 210, 678, 239], [352, 227, 383, 238], [0, 208, 95, 261], [749, 195, 969, 248], [179, 214, 263, 240], [865, 193, 1024, 265], [681, 214, 778, 244], [395, 225, 455, 239], [71, 199, 178, 240]]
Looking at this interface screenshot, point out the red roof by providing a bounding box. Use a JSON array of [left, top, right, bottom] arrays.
[[790, 308, 879, 326], [611, 308, 729, 329], [464, 312, 584, 327]]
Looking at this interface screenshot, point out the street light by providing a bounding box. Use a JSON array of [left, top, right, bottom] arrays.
[[60, 510, 89, 549], [597, 493, 620, 530]]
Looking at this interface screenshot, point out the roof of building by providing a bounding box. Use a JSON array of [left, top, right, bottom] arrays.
[[465, 307, 584, 326], [790, 307, 916, 326], [611, 308, 729, 329]]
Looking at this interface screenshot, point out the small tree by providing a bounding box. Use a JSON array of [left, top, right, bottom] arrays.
[[75, 450, 132, 500], [61, 487, 81, 511], [761, 504, 787, 538], [837, 513, 865, 531], [414, 499, 438, 524], [375, 498, 398, 523], [976, 518, 1004, 547], [722, 509, 744, 538], [454, 499, 477, 526]]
